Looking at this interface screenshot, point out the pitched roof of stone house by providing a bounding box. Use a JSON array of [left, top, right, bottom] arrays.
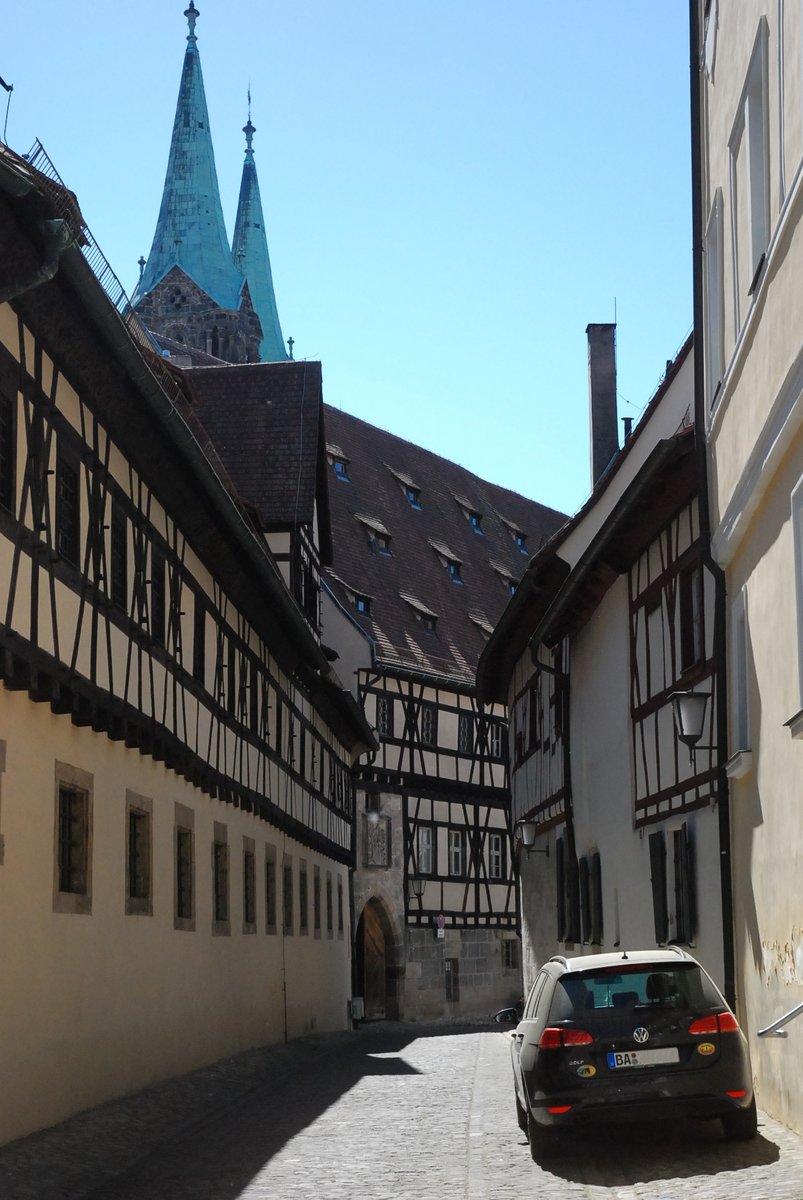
[[322, 406, 567, 685]]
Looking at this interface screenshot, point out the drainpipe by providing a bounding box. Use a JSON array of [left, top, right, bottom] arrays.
[[689, 0, 735, 1007]]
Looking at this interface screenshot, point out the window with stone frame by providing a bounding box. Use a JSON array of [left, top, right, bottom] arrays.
[[502, 940, 520, 970], [445, 958, 460, 1002], [265, 847, 277, 934], [176, 826, 193, 925], [243, 840, 256, 933], [337, 876, 344, 936], [283, 858, 293, 934], [58, 785, 89, 896], [299, 861, 309, 934], [212, 826, 229, 932], [313, 865, 322, 937], [326, 872, 333, 937], [126, 797, 152, 916]]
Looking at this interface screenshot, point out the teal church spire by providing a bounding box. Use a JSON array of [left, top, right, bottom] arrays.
[[133, 3, 243, 310], [232, 110, 288, 362]]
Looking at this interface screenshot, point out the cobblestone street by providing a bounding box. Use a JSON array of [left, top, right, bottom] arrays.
[[2, 1024, 803, 1200]]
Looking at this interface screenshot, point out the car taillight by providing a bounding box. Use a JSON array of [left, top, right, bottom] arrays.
[[548, 1105, 573, 1114], [539, 1027, 593, 1048], [688, 1012, 740, 1035], [727, 1090, 747, 1098]]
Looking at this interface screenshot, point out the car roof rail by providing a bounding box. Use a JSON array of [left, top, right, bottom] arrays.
[[548, 955, 569, 967], [667, 945, 690, 958]]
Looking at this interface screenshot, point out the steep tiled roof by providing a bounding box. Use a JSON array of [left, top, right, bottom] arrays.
[[184, 361, 332, 559], [323, 407, 567, 684]]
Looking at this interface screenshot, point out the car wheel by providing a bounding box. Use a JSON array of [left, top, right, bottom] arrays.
[[721, 1096, 758, 1141], [514, 1089, 528, 1133], [527, 1110, 557, 1161]]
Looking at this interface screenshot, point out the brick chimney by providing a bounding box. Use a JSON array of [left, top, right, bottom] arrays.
[[587, 323, 619, 488]]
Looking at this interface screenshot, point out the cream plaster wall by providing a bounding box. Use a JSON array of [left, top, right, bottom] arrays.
[[0, 688, 351, 1146]]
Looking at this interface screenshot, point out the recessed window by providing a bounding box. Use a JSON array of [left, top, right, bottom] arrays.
[[176, 827, 194, 925], [468, 511, 483, 533], [126, 796, 152, 916], [355, 594, 371, 615], [514, 532, 527, 552], [375, 532, 392, 555], [337, 876, 344, 935], [243, 841, 256, 932], [299, 860, 309, 934], [58, 785, 89, 896], [445, 958, 460, 1002], [326, 872, 333, 937], [406, 485, 422, 509], [283, 857, 294, 935], [332, 457, 350, 481], [502, 940, 520, 970], [313, 865, 322, 937], [212, 824, 230, 933], [265, 847, 277, 934], [448, 559, 463, 584]]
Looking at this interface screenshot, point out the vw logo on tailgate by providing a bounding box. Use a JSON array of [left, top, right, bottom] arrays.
[[633, 1027, 650, 1044]]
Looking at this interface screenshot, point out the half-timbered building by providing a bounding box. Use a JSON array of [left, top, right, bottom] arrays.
[[0, 142, 372, 1146], [321, 409, 566, 1020], [478, 329, 731, 997]]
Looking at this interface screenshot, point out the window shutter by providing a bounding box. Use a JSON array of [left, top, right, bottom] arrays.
[[566, 854, 581, 944], [590, 851, 603, 945], [556, 837, 566, 941], [674, 823, 696, 943], [649, 831, 668, 945], [579, 856, 590, 943]]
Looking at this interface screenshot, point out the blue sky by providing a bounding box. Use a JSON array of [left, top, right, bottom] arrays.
[[3, 1, 692, 518]]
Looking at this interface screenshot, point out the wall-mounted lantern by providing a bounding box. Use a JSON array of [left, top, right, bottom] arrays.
[[515, 819, 549, 856], [669, 689, 711, 765]]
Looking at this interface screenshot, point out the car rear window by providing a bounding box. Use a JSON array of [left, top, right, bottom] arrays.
[[548, 963, 724, 1022]]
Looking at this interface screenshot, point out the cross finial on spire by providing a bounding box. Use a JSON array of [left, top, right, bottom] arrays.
[[287, 337, 294, 360], [185, 1, 199, 41], [243, 87, 255, 156], [138, 255, 146, 279]]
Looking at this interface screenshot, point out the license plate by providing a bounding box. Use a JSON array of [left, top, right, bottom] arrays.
[[607, 1047, 680, 1069]]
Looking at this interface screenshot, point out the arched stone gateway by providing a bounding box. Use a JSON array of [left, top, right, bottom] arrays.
[[355, 897, 402, 1020]]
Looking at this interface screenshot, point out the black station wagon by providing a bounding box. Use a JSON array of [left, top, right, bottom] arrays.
[[511, 948, 756, 1159]]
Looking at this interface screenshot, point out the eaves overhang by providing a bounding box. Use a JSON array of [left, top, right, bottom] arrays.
[[529, 430, 697, 652]]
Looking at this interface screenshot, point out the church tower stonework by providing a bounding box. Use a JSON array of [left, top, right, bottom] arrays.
[[133, 2, 286, 364]]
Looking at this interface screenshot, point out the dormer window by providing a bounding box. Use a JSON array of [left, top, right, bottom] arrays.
[[514, 531, 527, 552], [405, 485, 422, 509], [326, 443, 351, 481], [356, 513, 392, 555], [448, 559, 463, 584], [355, 594, 372, 616], [400, 590, 438, 635], [468, 510, 483, 533], [492, 561, 517, 595], [386, 464, 423, 510]]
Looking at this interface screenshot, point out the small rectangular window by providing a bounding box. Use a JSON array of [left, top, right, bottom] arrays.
[[0, 391, 16, 514], [458, 712, 475, 754], [265, 849, 277, 933], [326, 872, 333, 936], [376, 694, 394, 738], [193, 598, 206, 686], [58, 785, 88, 895], [421, 702, 438, 747], [445, 958, 460, 1002], [502, 940, 520, 970], [337, 876, 344, 935], [126, 804, 151, 915], [417, 825, 434, 876], [299, 861, 308, 934], [212, 829, 229, 931], [449, 829, 466, 877], [283, 859, 293, 934], [313, 865, 321, 936], [176, 827, 193, 923], [488, 720, 505, 760], [150, 547, 166, 645], [110, 505, 128, 611], [56, 456, 80, 566], [679, 563, 704, 672], [243, 842, 256, 932], [489, 831, 505, 880]]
